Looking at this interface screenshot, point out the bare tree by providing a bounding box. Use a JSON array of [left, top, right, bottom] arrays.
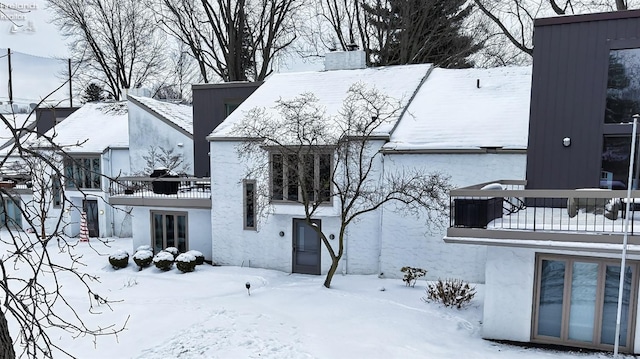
[[0, 104, 127, 358], [233, 84, 450, 288], [153, 0, 304, 82], [473, 0, 638, 65], [48, 0, 165, 100]]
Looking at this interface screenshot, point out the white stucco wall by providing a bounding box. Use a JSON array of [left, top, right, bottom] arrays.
[[211, 138, 526, 281], [127, 102, 194, 175], [131, 206, 211, 260], [380, 153, 526, 282], [482, 246, 535, 342]]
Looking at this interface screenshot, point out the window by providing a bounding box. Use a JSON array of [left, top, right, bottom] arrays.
[[224, 103, 240, 118], [64, 157, 101, 189], [270, 151, 331, 203], [533, 255, 637, 351], [0, 197, 21, 228], [243, 180, 256, 230], [152, 211, 187, 253], [600, 136, 640, 189], [52, 175, 62, 207], [605, 48, 640, 124]]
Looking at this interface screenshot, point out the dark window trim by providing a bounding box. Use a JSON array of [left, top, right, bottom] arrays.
[[243, 179, 257, 230], [268, 150, 333, 205], [150, 210, 189, 252], [64, 156, 102, 190]]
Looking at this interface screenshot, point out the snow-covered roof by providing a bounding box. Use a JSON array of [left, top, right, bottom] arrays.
[[209, 64, 433, 139], [128, 95, 193, 135], [385, 66, 532, 151], [0, 113, 36, 147], [35, 102, 128, 153]]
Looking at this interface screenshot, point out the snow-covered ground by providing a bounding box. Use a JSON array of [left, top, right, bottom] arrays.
[[8, 236, 633, 358]]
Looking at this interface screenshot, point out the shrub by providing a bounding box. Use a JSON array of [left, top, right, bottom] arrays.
[[133, 250, 153, 270], [109, 250, 129, 269], [186, 250, 205, 265], [153, 251, 174, 271], [176, 253, 197, 273], [164, 246, 179, 258], [136, 244, 152, 252], [400, 266, 427, 287], [425, 278, 476, 308]]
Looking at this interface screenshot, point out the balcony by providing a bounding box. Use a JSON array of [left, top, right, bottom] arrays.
[[445, 180, 640, 254], [108, 176, 210, 208]]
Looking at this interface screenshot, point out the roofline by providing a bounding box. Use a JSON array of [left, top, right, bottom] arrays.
[[388, 64, 435, 137], [128, 96, 193, 139], [380, 147, 526, 154], [207, 136, 262, 142], [535, 9, 640, 27], [192, 81, 263, 90]]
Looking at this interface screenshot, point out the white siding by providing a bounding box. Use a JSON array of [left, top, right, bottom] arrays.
[[127, 102, 193, 175]]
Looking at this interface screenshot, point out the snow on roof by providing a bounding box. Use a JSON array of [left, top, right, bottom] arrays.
[[0, 113, 36, 147], [385, 66, 532, 151], [210, 64, 433, 138], [128, 95, 193, 135], [36, 102, 128, 153]]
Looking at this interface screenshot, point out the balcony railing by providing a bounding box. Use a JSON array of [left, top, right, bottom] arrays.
[[449, 180, 640, 237], [108, 176, 210, 208]]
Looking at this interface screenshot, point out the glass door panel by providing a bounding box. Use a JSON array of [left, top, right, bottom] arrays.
[[537, 260, 566, 337], [153, 214, 163, 253], [601, 265, 633, 346], [568, 262, 598, 342]]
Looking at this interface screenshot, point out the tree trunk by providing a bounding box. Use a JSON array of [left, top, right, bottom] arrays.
[[0, 310, 15, 359], [323, 256, 340, 288]]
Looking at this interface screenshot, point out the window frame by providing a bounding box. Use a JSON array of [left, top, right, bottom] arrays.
[[243, 179, 257, 230], [268, 149, 333, 204], [64, 156, 102, 190], [532, 253, 639, 352], [52, 174, 62, 208], [150, 210, 188, 253]]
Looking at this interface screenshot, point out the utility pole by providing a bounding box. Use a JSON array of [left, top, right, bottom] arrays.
[[7, 48, 13, 105]]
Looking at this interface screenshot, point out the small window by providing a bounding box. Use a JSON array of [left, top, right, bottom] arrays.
[[52, 175, 62, 208], [243, 180, 256, 230], [605, 48, 640, 124], [224, 103, 240, 118]]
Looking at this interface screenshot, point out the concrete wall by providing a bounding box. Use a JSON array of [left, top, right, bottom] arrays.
[[131, 206, 212, 260], [127, 101, 193, 175]]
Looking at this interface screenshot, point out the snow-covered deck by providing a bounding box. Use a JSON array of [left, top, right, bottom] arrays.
[[109, 177, 210, 208], [446, 180, 640, 250]]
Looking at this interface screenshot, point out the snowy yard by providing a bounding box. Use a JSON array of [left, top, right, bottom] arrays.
[[11, 237, 633, 358]]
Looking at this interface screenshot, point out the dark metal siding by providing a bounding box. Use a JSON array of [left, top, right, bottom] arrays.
[[526, 12, 640, 189], [35, 107, 78, 136], [192, 83, 261, 177]]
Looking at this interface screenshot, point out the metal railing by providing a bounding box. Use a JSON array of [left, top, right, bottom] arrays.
[[450, 179, 640, 236], [109, 176, 210, 200]]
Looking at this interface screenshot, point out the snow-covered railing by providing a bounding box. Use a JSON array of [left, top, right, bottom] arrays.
[[449, 180, 640, 236], [108, 176, 210, 200]]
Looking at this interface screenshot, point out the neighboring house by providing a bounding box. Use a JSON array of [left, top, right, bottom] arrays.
[[207, 51, 531, 281], [109, 85, 260, 260], [445, 10, 640, 354], [32, 102, 131, 238]]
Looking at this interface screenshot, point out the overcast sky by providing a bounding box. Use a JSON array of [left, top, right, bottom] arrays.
[[0, 0, 69, 58]]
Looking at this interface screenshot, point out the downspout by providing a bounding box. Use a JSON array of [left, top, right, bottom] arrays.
[[109, 148, 115, 236], [378, 153, 385, 276], [342, 226, 348, 275]]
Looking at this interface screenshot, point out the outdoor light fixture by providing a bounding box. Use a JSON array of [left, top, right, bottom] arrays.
[[562, 137, 571, 147], [279, 231, 284, 237], [99, 210, 104, 215], [329, 234, 335, 240]]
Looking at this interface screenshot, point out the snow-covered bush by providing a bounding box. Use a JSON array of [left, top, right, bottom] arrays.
[[136, 244, 152, 252], [176, 253, 197, 273], [186, 250, 204, 265], [109, 250, 129, 269], [424, 279, 476, 309], [164, 246, 179, 258], [153, 251, 174, 271], [400, 266, 427, 287], [133, 250, 153, 270]]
